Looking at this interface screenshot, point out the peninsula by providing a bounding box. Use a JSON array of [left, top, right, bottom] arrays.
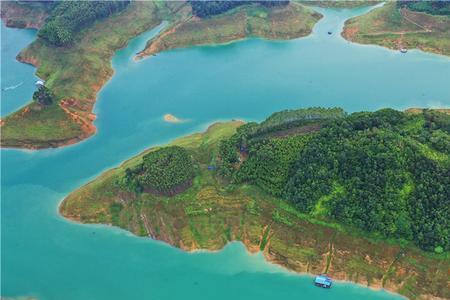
[[0, 1, 321, 149], [61, 107, 450, 300], [2, 1, 449, 149], [342, 1, 450, 56], [135, 1, 322, 59]]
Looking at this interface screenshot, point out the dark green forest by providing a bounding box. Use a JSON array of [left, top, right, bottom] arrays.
[[32, 85, 53, 105], [118, 146, 194, 196], [218, 108, 450, 252], [399, 1, 450, 15], [189, 0, 289, 18], [38, 1, 130, 46]]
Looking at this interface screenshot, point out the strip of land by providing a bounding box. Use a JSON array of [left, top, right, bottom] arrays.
[[0, 1, 172, 149], [136, 2, 321, 59], [0, 1, 321, 149], [60, 108, 450, 300], [342, 2, 450, 56]]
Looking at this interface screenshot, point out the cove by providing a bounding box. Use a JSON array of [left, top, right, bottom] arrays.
[[1, 23, 38, 116], [1, 5, 449, 300]]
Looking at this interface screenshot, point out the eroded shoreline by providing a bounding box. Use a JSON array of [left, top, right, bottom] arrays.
[[0, 2, 322, 150], [60, 120, 450, 300], [2, 2, 449, 150]]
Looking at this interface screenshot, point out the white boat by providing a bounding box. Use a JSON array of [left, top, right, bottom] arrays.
[[400, 48, 408, 53], [35, 79, 45, 86]]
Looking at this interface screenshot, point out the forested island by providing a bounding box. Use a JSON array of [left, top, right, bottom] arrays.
[[61, 107, 450, 300]]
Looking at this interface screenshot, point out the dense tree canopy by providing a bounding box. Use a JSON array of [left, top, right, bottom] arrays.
[[218, 108, 450, 252], [119, 146, 195, 196], [189, 0, 289, 18], [38, 1, 130, 46], [32, 85, 53, 105], [399, 1, 450, 15], [218, 107, 345, 178]]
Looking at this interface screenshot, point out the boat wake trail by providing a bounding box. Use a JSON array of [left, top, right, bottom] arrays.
[[2, 82, 23, 91]]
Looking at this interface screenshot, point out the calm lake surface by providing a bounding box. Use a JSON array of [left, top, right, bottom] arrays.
[[1, 5, 449, 300], [1, 25, 38, 116]]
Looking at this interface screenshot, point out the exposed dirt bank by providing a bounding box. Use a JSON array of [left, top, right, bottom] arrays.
[[60, 122, 450, 300]]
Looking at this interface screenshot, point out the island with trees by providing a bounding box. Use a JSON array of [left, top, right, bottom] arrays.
[[60, 107, 450, 300]]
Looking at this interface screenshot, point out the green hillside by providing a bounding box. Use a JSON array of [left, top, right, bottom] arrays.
[[60, 109, 450, 299], [220, 108, 450, 252]]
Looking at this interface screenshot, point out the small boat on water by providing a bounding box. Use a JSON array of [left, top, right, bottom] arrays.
[[328, 31, 332, 35], [400, 48, 408, 53], [314, 274, 332, 288]]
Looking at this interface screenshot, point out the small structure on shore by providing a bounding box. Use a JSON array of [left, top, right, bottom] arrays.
[[314, 275, 332, 288], [400, 48, 408, 53], [35, 80, 45, 87]]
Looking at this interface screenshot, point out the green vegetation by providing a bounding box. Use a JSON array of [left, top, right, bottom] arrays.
[[32, 85, 53, 106], [1, 2, 167, 149], [400, 1, 450, 16], [247, 107, 344, 136], [136, 2, 322, 58], [0, 1, 54, 28], [234, 136, 307, 196], [218, 107, 346, 186], [119, 146, 195, 195], [61, 116, 450, 300], [0, 103, 83, 149], [342, 1, 450, 56], [300, 1, 380, 9], [2, 1, 322, 149], [189, 1, 289, 18], [285, 110, 449, 251], [219, 108, 450, 252], [38, 1, 130, 46]]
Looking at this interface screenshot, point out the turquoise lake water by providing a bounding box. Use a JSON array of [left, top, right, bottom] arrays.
[[1, 5, 450, 300], [1, 25, 38, 116]]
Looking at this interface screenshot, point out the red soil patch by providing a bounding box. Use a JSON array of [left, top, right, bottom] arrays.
[[342, 26, 359, 40]]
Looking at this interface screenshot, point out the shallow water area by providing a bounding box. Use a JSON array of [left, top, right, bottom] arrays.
[[1, 5, 449, 300]]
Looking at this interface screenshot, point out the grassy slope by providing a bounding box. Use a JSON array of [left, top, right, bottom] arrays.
[[60, 121, 450, 300], [136, 2, 322, 58], [0, 104, 83, 149], [342, 2, 450, 56], [0, 2, 167, 149]]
